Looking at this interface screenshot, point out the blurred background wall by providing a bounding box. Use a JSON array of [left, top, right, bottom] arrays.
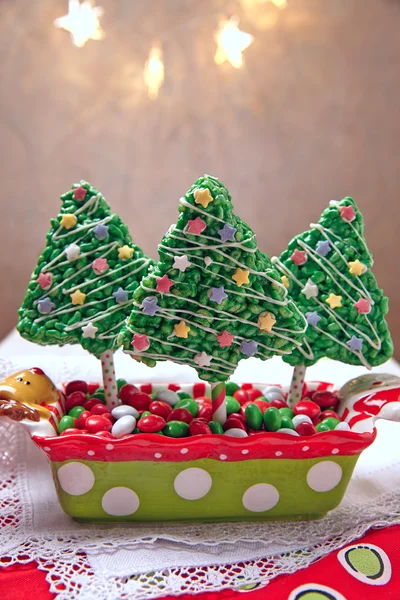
[[0, 0, 398, 355]]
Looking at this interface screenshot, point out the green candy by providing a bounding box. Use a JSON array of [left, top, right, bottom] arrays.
[[90, 390, 105, 402], [254, 395, 268, 402], [316, 423, 331, 432], [226, 396, 241, 415], [58, 415, 76, 433], [280, 416, 294, 430], [321, 417, 341, 430], [279, 407, 294, 419], [264, 407, 282, 432], [117, 379, 127, 392], [245, 403, 263, 430], [226, 381, 240, 396], [140, 411, 152, 418], [208, 421, 224, 434], [174, 398, 199, 417], [68, 406, 85, 419], [177, 391, 192, 400], [133, 427, 141, 434], [163, 420, 189, 438]]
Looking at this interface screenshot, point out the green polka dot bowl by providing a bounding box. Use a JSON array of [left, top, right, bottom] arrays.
[[32, 373, 400, 523]]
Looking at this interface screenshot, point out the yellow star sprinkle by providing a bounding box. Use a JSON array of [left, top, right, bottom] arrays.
[[281, 275, 290, 289], [60, 214, 77, 230], [258, 312, 276, 333], [174, 320, 190, 339], [232, 268, 250, 287], [118, 245, 134, 259], [326, 293, 342, 309], [348, 260, 367, 276], [70, 289, 86, 305], [194, 188, 214, 209]]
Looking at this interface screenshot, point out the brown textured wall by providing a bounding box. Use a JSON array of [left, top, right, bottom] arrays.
[[0, 0, 399, 355]]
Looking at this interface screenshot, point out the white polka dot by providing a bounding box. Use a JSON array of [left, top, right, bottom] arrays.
[[154, 453, 162, 458], [87, 450, 95, 456], [242, 449, 249, 455], [58, 462, 95, 496], [275, 451, 283, 457], [332, 448, 339, 454], [242, 483, 279, 512], [174, 468, 212, 500], [180, 448, 188, 455], [302, 446, 309, 452], [43, 446, 51, 452], [102, 487, 140, 516], [307, 461, 343, 492], [219, 454, 227, 461], [106, 444, 114, 450]]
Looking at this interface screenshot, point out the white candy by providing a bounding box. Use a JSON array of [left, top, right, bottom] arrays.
[[292, 414, 313, 427], [111, 405, 139, 420], [156, 389, 180, 406], [277, 428, 300, 436], [263, 386, 285, 397], [111, 415, 136, 438], [224, 428, 248, 438], [264, 391, 286, 402], [335, 421, 351, 431]]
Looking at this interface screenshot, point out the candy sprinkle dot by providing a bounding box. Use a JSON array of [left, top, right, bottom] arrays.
[[220, 454, 227, 461], [106, 444, 114, 450], [180, 448, 189, 455]]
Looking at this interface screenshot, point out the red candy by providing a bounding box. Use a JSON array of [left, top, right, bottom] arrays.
[[119, 384, 140, 405], [189, 419, 212, 436], [138, 414, 166, 433], [83, 398, 104, 411], [125, 391, 152, 411], [293, 400, 320, 419], [312, 390, 339, 409], [295, 422, 318, 436], [86, 415, 112, 433], [149, 401, 172, 420], [241, 383, 253, 390], [167, 408, 193, 424], [223, 417, 246, 432], [270, 399, 288, 409], [246, 388, 263, 402], [95, 431, 113, 438], [254, 399, 271, 414], [195, 396, 212, 406], [233, 390, 249, 405], [78, 410, 91, 428], [320, 410, 341, 421], [198, 405, 213, 421], [87, 382, 100, 395], [65, 391, 87, 412], [65, 380, 88, 396], [91, 403, 111, 416], [60, 428, 84, 436]]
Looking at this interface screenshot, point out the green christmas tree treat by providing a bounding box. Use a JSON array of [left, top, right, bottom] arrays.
[[119, 175, 307, 422], [17, 181, 153, 408], [272, 198, 393, 404]]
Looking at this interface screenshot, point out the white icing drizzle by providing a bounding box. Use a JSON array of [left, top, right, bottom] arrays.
[[179, 197, 225, 223]]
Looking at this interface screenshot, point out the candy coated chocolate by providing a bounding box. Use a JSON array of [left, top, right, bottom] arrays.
[[174, 398, 199, 417], [233, 389, 249, 405], [125, 391, 152, 411], [68, 406, 85, 419], [138, 414, 166, 433], [59, 415, 76, 433], [264, 407, 282, 432], [295, 422, 317, 436], [65, 390, 87, 412], [163, 420, 190, 437], [167, 408, 193, 424], [226, 396, 241, 415], [321, 417, 341, 430], [111, 405, 140, 420], [245, 403, 263, 430], [225, 381, 240, 395], [246, 388, 263, 402], [149, 401, 172, 420], [293, 400, 320, 419], [65, 380, 88, 396], [208, 421, 224, 434], [189, 419, 212, 436], [156, 389, 181, 406], [280, 416, 294, 430], [91, 403, 111, 416], [312, 390, 339, 408], [224, 428, 248, 438], [111, 415, 136, 438]]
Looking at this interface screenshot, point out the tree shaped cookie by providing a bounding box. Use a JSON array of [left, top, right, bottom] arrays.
[[272, 198, 393, 402], [119, 174, 307, 418], [17, 181, 153, 408]]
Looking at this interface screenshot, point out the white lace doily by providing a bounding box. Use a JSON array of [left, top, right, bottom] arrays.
[[1, 355, 400, 599]]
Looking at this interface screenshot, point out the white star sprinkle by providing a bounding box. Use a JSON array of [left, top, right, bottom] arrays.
[[66, 243, 81, 261], [301, 279, 319, 300], [82, 322, 98, 338], [194, 351, 212, 368], [173, 255, 191, 272]]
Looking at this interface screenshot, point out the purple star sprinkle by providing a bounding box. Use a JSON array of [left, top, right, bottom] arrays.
[[142, 296, 161, 316], [209, 286, 228, 305], [240, 340, 258, 357], [347, 335, 363, 352], [93, 223, 109, 241], [218, 223, 237, 243], [305, 311, 322, 327], [316, 240, 331, 257], [37, 297, 55, 315], [112, 287, 129, 304]]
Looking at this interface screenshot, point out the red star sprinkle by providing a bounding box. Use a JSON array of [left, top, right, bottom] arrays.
[[217, 330, 235, 347], [340, 205, 356, 222], [354, 298, 371, 314], [156, 274, 174, 293], [131, 333, 150, 351], [92, 258, 109, 275], [37, 272, 53, 290], [291, 249, 307, 266], [73, 185, 87, 201], [187, 217, 207, 235]]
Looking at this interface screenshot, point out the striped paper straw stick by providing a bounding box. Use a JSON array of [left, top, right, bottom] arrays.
[[211, 381, 227, 425]]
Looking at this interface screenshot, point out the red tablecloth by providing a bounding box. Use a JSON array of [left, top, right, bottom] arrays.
[[1, 525, 399, 599]]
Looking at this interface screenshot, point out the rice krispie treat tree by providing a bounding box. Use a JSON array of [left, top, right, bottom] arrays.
[[17, 181, 153, 409], [119, 175, 307, 423], [272, 198, 393, 405]]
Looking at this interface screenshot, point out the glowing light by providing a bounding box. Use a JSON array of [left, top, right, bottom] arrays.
[[54, 0, 104, 48], [269, 0, 287, 8], [214, 17, 254, 69], [144, 46, 164, 99]]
